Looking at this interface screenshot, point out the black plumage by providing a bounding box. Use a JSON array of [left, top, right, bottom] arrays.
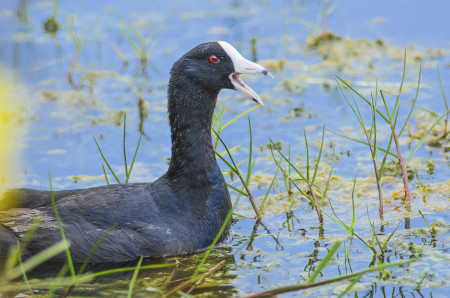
[[0, 41, 272, 264]]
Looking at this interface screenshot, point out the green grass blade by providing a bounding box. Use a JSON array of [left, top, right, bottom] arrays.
[[379, 90, 390, 121], [123, 113, 129, 180], [304, 130, 310, 181], [215, 149, 238, 173], [288, 146, 291, 176], [269, 144, 374, 250], [127, 256, 143, 298], [77, 224, 117, 276], [127, 132, 143, 183], [381, 220, 402, 251], [125, 25, 146, 56], [227, 183, 248, 197], [259, 159, 281, 212], [17, 244, 36, 298], [328, 194, 375, 254], [48, 264, 69, 297], [334, 78, 365, 128], [337, 275, 362, 298], [325, 128, 398, 158], [121, 26, 142, 58], [85, 263, 175, 279], [236, 258, 417, 297], [269, 138, 309, 183], [1, 276, 92, 291], [321, 143, 335, 200], [192, 196, 239, 280], [370, 94, 377, 160], [328, 199, 349, 232], [221, 105, 261, 130], [437, 64, 449, 137], [212, 105, 226, 150], [437, 65, 448, 108], [349, 88, 366, 128], [50, 0, 59, 19], [94, 136, 121, 184], [146, 21, 165, 55], [334, 75, 390, 123], [406, 109, 450, 164], [49, 173, 76, 278], [415, 273, 428, 291], [216, 145, 241, 159], [213, 129, 240, 174], [399, 100, 439, 117], [311, 125, 326, 185], [379, 127, 395, 178], [269, 148, 316, 207], [127, 25, 146, 48], [4, 216, 43, 272], [6, 241, 68, 280], [246, 116, 253, 186], [287, 145, 293, 192], [398, 64, 421, 137], [419, 209, 430, 228], [102, 163, 110, 185], [368, 216, 382, 253], [308, 241, 341, 282], [350, 178, 357, 231], [390, 49, 407, 120]]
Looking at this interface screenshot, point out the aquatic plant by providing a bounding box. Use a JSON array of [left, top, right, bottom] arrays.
[[212, 105, 264, 219], [437, 65, 449, 138], [94, 113, 143, 184], [269, 126, 327, 226], [66, 14, 102, 88], [332, 52, 450, 230], [43, 0, 60, 35], [120, 22, 164, 76]]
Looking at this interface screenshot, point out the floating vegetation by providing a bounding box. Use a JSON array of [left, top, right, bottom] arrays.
[[43, 0, 60, 35]]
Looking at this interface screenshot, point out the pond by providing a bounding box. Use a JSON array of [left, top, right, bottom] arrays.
[[0, 0, 449, 296]]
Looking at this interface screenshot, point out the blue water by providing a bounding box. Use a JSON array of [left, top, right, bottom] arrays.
[[1, 0, 449, 296]]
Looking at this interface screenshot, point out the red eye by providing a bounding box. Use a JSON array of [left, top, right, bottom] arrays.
[[209, 55, 219, 63]]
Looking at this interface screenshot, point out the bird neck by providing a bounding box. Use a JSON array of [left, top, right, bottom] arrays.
[[166, 79, 220, 184]]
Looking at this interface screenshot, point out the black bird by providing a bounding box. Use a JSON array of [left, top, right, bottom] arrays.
[[0, 41, 273, 263]]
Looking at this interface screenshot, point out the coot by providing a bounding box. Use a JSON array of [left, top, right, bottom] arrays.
[[0, 41, 273, 263]]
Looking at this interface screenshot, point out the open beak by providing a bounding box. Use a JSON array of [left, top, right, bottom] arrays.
[[218, 41, 274, 106]]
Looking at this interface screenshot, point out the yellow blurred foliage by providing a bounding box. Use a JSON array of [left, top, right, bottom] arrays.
[[0, 65, 28, 196]]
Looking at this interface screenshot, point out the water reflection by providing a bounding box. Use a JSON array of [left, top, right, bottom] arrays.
[[23, 249, 239, 297]]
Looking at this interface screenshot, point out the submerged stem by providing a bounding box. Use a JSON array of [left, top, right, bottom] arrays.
[[363, 128, 384, 221], [237, 173, 262, 220], [308, 184, 323, 225], [391, 126, 411, 214]]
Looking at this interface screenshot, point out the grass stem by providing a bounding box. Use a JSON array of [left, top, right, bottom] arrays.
[[243, 257, 417, 297], [391, 127, 411, 213]]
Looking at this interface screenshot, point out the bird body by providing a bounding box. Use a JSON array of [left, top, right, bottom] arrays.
[[0, 41, 272, 264]]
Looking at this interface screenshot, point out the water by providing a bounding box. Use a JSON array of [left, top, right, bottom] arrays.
[[0, 0, 449, 296]]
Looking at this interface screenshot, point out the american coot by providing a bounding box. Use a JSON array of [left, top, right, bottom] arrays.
[[0, 41, 273, 263]]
